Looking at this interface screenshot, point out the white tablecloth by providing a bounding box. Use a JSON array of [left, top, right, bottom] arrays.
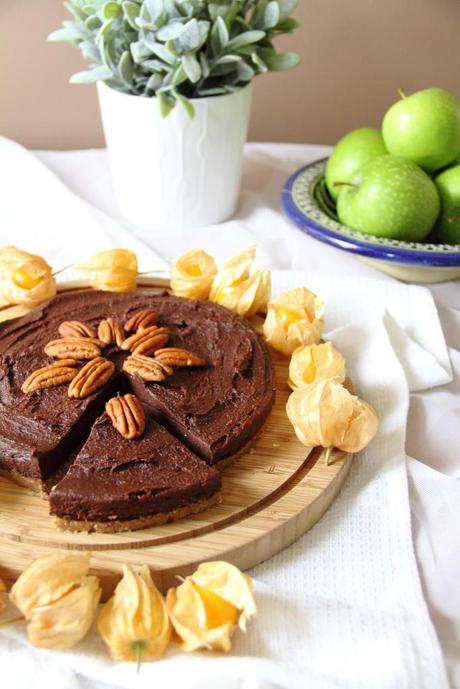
[[0, 141, 458, 688]]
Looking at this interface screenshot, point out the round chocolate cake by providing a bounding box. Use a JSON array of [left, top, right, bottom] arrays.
[[0, 290, 275, 531]]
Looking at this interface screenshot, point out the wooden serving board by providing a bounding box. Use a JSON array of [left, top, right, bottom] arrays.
[[0, 281, 352, 597]]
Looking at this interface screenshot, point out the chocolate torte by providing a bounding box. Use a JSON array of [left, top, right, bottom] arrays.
[[50, 415, 222, 532], [0, 289, 275, 531]]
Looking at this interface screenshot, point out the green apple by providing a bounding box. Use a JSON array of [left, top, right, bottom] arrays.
[[337, 155, 440, 241], [435, 163, 460, 244], [325, 128, 387, 201], [382, 88, 460, 172]]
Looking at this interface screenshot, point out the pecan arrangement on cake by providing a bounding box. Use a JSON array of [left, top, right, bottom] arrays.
[[0, 289, 275, 532]]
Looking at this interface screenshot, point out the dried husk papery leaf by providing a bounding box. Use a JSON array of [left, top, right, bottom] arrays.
[[209, 246, 271, 317], [0, 245, 56, 308], [286, 380, 379, 453], [98, 565, 171, 662], [0, 578, 5, 611], [338, 397, 380, 453], [26, 576, 101, 650], [9, 552, 101, 649], [288, 342, 346, 390], [166, 561, 256, 652], [10, 552, 92, 618], [77, 249, 138, 292], [171, 249, 217, 300], [263, 287, 325, 356]]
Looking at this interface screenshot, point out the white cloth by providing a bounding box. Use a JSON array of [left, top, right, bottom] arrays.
[[0, 139, 458, 689]]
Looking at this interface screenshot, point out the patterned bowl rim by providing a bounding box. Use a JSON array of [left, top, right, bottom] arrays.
[[281, 158, 460, 267]]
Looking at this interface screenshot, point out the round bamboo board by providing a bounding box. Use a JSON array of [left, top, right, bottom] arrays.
[[0, 281, 352, 597]]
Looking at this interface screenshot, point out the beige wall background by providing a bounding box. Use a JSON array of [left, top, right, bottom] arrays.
[[1, 0, 459, 149]]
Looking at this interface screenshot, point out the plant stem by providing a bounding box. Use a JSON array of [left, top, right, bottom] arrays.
[[333, 182, 358, 189], [52, 264, 73, 277], [324, 447, 333, 466], [398, 87, 407, 99], [132, 640, 146, 674], [137, 269, 171, 276]]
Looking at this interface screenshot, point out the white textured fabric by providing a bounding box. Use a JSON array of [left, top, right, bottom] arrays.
[[0, 139, 458, 689]]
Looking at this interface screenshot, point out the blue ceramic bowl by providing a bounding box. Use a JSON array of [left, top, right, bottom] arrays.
[[282, 158, 460, 283]]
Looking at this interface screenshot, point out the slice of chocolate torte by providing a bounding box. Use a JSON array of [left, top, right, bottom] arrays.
[[49, 414, 222, 532]]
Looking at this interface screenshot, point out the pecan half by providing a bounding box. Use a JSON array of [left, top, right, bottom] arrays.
[[44, 338, 103, 360], [68, 357, 115, 399], [154, 347, 206, 367], [58, 320, 96, 339], [106, 394, 146, 440], [121, 326, 169, 356], [21, 359, 78, 393], [98, 318, 125, 347], [124, 308, 159, 332], [123, 353, 172, 382]]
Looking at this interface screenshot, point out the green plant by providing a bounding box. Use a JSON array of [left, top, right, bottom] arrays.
[[49, 0, 300, 118]]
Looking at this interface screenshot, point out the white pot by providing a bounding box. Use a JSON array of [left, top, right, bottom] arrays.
[[97, 81, 252, 231]]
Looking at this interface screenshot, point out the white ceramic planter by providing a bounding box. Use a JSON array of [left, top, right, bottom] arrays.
[[97, 81, 252, 231]]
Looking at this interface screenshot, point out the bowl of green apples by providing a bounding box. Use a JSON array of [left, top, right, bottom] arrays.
[[282, 87, 460, 283]]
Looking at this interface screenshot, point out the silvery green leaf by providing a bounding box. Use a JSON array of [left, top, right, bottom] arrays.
[[163, 0, 178, 14], [64, 1, 87, 21], [171, 63, 187, 86], [70, 64, 113, 83], [182, 53, 201, 83], [236, 60, 255, 81], [177, 18, 201, 52], [211, 16, 229, 54], [131, 39, 152, 62], [215, 53, 242, 65], [264, 51, 300, 70], [98, 32, 117, 68], [208, 3, 228, 21], [122, 1, 140, 28], [156, 21, 184, 41], [165, 39, 179, 57], [274, 17, 300, 33], [146, 72, 163, 90], [142, 58, 170, 71], [141, 28, 157, 50], [96, 18, 115, 40], [149, 42, 177, 65], [85, 14, 103, 30], [197, 86, 227, 96], [63, 19, 92, 40], [251, 51, 267, 72], [175, 91, 195, 120], [118, 50, 134, 85], [197, 20, 210, 48], [158, 91, 175, 117], [144, 0, 164, 22], [80, 40, 101, 61], [135, 2, 157, 29], [47, 28, 77, 43], [211, 62, 239, 76], [227, 30, 265, 50], [278, 0, 298, 19], [251, 1, 267, 30], [226, 0, 241, 27], [102, 1, 122, 19], [263, 1, 280, 29], [199, 53, 210, 78]]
